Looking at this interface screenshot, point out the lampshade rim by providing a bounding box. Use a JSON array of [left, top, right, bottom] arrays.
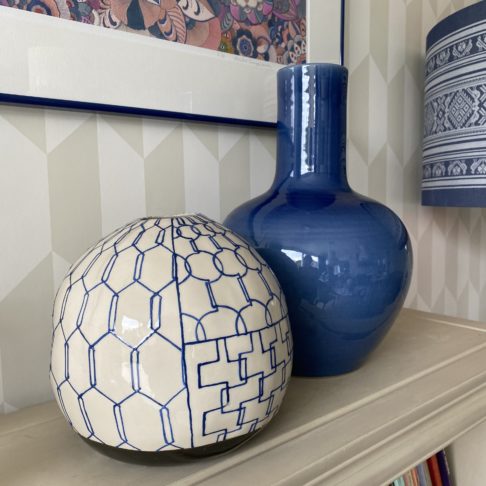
[[427, 1, 486, 50]]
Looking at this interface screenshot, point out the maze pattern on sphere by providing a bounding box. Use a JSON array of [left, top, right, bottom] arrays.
[[50, 215, 293, 451]]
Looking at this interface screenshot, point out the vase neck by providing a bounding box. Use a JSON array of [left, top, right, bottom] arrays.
[[273, 63, 350, 191]]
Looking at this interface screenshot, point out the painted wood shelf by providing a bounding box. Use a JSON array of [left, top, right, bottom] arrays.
[[2, 308, 486, 485]]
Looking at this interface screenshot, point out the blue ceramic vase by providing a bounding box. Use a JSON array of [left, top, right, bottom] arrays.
[[224, 63, 412, 376]]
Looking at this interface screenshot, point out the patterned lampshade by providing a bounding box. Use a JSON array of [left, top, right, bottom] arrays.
[[422, 2, 486, 207]]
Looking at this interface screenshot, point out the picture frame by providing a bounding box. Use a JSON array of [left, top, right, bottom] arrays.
[[0, 0, 345, 126]]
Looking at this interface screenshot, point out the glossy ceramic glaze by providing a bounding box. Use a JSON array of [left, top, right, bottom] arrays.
[[50, 215, 292, 452], [224, 63, 412, 376]]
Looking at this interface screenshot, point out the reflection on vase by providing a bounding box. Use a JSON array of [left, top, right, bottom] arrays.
[[224, 63, 412, 376]]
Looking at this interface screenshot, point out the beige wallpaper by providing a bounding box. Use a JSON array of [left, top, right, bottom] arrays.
[[0, 0, 481, 413], [345, 0, 482, 324]]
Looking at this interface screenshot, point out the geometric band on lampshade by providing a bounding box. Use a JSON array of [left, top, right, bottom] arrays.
[[423, 2, 486, 207]]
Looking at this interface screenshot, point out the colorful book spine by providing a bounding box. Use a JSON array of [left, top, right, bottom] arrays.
[[417, 461, 433, 486], [410, 465, 421, 486], [394, 477, 406, 486], [436, 450, 451, 486], [409, 469, 419, 486], [402, 470, 412, 486], [427, 455, 443, 486]]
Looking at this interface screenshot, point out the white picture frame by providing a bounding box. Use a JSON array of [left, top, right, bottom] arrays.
[[0, 0, 344, 126]]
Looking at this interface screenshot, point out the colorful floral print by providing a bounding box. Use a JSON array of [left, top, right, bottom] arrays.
[[3, 0, 306, 64]]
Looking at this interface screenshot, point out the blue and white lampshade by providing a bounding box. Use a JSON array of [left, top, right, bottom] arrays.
[[50, 215, 292, 452], [423, 2, 486, 207]]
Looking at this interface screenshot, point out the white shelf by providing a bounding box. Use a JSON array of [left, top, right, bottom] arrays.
[[2, 309, 486, 485]]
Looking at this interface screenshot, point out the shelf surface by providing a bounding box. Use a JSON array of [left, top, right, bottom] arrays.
[[2, 308, 486, 485]]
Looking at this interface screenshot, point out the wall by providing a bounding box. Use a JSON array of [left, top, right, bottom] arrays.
[[346, 0, 484, 321], [0, 0, 484, 475]]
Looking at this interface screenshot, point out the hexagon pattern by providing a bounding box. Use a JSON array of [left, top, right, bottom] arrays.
[[50, 215, 292, 451]]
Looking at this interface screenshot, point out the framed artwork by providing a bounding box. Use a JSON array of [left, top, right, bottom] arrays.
[[0, 0, 345, 126]]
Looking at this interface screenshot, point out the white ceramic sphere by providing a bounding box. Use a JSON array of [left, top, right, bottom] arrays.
[[50, 215, 293, 451]]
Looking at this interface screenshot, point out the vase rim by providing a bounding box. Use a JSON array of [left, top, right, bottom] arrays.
[[278, 62, 347, 74]]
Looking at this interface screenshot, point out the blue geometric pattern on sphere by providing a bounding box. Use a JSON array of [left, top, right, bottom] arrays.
[[50, 215, 293, 451], [423, 2, 486, 206]]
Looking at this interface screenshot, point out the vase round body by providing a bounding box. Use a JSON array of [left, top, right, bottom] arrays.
[[50, 215, 292, 453], [224, 64, 412, 377]]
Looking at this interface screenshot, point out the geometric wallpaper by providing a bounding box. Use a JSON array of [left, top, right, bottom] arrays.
[[0, 0, 482, 414], [345, 0, 481, 324]]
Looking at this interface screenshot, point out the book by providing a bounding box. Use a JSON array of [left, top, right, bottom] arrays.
[[394, 477, 406, 486], [417, 461, 433, 486], [403, 470, 413, 486], [436, 450, 452, 486], [427, 455, 443, 486], [411, 466, 421, 486]]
